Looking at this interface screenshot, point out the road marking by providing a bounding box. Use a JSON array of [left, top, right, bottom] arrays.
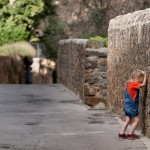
[[60, 131, 105, 136], [38, 131, 105, 137]]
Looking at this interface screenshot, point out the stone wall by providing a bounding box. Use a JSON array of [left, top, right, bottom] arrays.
[[0, 56, 55, 84], [58, 39, 107, 106], [85, 48, 107, 106], [58, 39, 88, 99], [0, 56, 24, 83], [108, 8, 150, 137], [32, 58, 55, 84]]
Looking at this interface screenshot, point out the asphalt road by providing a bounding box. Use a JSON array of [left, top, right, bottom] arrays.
[[0, 84, 149, 150]]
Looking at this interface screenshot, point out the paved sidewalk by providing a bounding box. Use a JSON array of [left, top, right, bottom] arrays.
[[0, 84, 149, 150]]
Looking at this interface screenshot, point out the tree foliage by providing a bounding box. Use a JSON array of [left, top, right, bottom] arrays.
[[90, 36, 108, 47], [41, 16, 66, 59], [0, 0, 55, 46]]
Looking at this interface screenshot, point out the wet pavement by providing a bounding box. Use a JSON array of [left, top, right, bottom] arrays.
[[0, 84, 149, 150]]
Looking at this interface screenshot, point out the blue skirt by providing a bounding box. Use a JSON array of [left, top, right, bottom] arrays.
[[124, 108, 138, 117], [124, 89, 139, 117]]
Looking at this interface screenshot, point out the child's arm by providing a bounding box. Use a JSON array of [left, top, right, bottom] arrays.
[[140, 71, 147, 87]]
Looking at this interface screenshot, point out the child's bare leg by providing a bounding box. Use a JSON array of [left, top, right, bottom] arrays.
[[129, 116, 140, 134], [119, 116, 131, 134]]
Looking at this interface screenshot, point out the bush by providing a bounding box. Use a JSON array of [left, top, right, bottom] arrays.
[[90, 36, 108, 47], [0, 0, 46, 45], [0, 20, 30, 45], [41, 17, 66, 59], [0, 42, 36, 57]]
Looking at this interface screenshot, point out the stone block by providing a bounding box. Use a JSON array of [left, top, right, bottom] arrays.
[[85, 56, 98, 69], [85, 73, 99, 84], [86, 48, 108, 57], [85, 97, 100, 106], [86, 40, 104, 48], [85, 69, 93, 74], [84, 83, 96, 96], [95, 91, 100, 98], [100, 72, 107, 78], [85, 96, 107, 106], [99, 80, 107, 88], [99, 65, 107, 72], [99, 58, 107, 66], [100, 89, 107, 97]]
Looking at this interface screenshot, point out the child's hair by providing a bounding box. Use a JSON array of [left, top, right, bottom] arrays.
[[130, 70, 144, 83]]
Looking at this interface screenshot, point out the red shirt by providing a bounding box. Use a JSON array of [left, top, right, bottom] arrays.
[[127, 82, 140, 100]]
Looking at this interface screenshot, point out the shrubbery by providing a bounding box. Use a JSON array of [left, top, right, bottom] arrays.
[[90, 36, 108, 47], [0, 0, 46, 45], [0, 42, 36, 57], [41, 16, 66, 59], [0, 0, 56, 44], [0, 0, 64, 59]]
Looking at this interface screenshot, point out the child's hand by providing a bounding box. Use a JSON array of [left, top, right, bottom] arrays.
[[141, 71, 146, 76], [140, 71, 147, 86]]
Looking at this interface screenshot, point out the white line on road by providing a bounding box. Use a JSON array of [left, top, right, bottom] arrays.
[[38, 130, 105, 137]]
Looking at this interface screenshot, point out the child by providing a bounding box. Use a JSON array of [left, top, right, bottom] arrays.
[[118, 70, 147, 140]]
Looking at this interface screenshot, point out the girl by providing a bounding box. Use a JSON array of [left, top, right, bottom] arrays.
[[119, 70, 147, 140]]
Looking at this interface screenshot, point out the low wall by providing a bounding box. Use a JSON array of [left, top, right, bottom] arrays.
[[32, 58, 55, 84], [0, 56, 24, 83], [58, 39, 88, 99], [108, 8, 150, 137], [58, 39, 107, 106], [0, 56, 55, 84]]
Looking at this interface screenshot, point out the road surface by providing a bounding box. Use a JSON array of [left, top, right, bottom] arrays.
[[0, 84, 148, 150]]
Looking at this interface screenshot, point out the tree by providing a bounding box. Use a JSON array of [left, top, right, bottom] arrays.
[[0, 0, 56, 46]]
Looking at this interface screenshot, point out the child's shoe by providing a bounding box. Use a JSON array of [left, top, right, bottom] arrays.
[[128, 134, 140, 140], [118, 133, 127, 139]]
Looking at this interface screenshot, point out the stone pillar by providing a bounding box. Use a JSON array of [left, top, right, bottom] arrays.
[[58, 39, 88, 99]]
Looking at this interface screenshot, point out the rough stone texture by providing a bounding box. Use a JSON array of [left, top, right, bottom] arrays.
[[0, 56, 24, 83], [32, 58, 55, 84], [56, 0, 150, 38], [58, 39, 107, 106], [108, 8, 150, 137], [0, 56, 55, 84], [86, 48, 107, 57], [85, 48, 107, 106], [58, 39, 88, 99]]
